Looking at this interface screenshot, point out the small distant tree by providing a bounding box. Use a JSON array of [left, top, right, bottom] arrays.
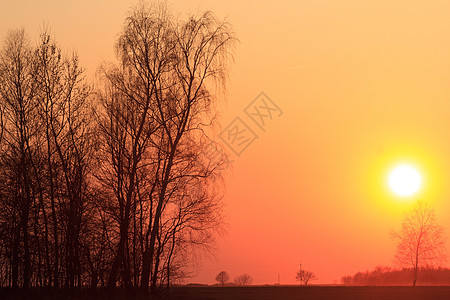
[[391, 201, 446, 286], [296, 269, 317, 285], [234, 274, 253, 286], [216, 271, 230, 285]]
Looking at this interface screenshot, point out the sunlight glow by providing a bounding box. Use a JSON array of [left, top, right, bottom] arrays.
[[388, 165, 422, 197]]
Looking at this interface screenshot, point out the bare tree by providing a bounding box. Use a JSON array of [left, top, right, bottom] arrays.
[[138, 6, 235, 292], [215, 271, 229, 285], [296, 269, 317, 286], [391, 201, 446, 286], [0, 29, 38, 288], [96, 1, 235, 291], [33, 29, 93, 288], [234, 274, 253, 286]]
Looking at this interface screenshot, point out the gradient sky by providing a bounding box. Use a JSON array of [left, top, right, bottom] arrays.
[[2, 0, 450, 285]]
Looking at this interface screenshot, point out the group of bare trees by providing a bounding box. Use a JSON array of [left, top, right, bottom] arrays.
[[0, 2, 235, 292], [215, 271, 253, 286], [0, 28, 93, 289], [234, 274, 253, 286], [341, 266, 450, 285]]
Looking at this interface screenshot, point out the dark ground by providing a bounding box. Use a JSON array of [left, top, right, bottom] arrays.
[[3, 286, 450, 300], [171, 286, 450, 300]]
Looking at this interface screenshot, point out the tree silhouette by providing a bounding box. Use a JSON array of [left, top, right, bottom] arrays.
[[296, 269, 317, 286], [215, 271, 229, 285], [96, 1, 235, 292], [0, 29, 36, 288], [0, 1, 235, 291], [391, 201, 446, 286], [234, 274, 253, 286], [0, 28, 94, 288]]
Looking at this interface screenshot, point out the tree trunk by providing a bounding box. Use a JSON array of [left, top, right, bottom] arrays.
[[21, 168, 32, 289], [151, 245, 162, 292], [413, 253, 419, 287], [11, 222, 20, 288], [141, 152, 177, 290], [107, 235, 124, 288], [107, 216, 131, 288]]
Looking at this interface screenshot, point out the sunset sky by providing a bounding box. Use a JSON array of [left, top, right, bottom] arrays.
[[2, 0, 450, 284]]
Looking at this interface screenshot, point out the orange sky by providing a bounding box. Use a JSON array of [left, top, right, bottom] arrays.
[[3, 0, 450, 285]]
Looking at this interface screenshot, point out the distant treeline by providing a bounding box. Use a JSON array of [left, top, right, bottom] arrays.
[[342, 266, 450, 285]]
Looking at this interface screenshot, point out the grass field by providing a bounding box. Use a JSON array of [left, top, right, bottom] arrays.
[[3, 286, 450, 300]]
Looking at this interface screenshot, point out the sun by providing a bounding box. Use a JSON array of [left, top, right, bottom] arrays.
[[388, 165, 422, 197]]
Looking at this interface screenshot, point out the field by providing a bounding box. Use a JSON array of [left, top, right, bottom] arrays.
[[171, 286, 450, 300], [4, 286, 450, 300]]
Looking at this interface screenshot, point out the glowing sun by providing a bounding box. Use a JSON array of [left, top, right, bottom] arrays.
[[388, 165, 422, 197]]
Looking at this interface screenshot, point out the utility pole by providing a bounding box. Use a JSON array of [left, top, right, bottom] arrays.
[[299, 261, 303, 284]]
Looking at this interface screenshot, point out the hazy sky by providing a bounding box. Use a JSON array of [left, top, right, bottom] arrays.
[[2, 0, 450, 284]]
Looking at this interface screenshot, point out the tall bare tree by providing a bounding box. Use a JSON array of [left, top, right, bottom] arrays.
[[139, 6, 235, 292], [391, 201, 446, 286], [96, 2, 235, 291], [0, 29, 38, 288]]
